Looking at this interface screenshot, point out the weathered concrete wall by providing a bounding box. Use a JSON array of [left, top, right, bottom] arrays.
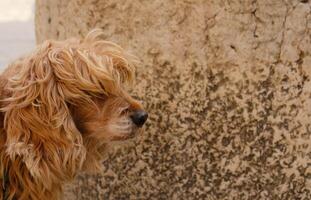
[[35, 0, 311, 199]]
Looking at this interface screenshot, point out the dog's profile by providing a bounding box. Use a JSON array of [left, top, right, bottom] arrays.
[[0, 29, 148, 200]]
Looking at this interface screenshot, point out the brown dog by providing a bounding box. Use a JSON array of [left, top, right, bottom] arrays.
[[0, 29, 147, 200]]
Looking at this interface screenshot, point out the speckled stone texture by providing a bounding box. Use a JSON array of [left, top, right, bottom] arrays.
[[35, 0, 311, 199]]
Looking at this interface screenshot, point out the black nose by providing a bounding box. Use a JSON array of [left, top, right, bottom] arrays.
[[130, 110, 148, 127]]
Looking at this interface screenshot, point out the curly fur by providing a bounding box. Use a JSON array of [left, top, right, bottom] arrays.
[[0, 29, 145, 200]]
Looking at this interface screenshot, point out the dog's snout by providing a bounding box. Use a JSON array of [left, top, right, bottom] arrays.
[[130, 110, 148, 127]]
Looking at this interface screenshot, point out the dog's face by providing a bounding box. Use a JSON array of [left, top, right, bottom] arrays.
[[71, 94, 148, 141], [70, 90, 148, 172]]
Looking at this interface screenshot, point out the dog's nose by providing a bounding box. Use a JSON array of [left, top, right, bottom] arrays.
[[130, 110, 148, 127]]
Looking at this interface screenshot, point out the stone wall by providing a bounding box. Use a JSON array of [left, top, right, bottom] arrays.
[[35, 0, 311, 199]]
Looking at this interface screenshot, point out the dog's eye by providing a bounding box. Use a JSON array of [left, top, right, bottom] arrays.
[[120, 107, 130, 115]]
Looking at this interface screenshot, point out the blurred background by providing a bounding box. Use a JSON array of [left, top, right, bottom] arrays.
[[0, 0, 35, 68]]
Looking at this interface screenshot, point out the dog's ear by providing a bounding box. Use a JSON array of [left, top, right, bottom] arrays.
[[2, 41, 86, 189]]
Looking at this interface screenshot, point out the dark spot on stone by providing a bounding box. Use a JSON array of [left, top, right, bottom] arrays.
[[300, 0, 308, 3], [222, 137, 231, 146], [48, 17, 51, 23], [282, 75, 289, 82], [230, 45, 236, 50]]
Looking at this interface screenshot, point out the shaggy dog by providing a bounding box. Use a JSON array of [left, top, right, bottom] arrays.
[[0, 29, 148, 200]]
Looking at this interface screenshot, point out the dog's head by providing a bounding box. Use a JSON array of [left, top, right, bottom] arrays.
[[2, 29, 147, 186]]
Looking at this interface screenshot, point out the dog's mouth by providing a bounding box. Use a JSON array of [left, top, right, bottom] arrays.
[[109, 118, 143, 141]]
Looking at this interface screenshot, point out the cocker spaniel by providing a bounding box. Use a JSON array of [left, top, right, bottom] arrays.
[[0, 29, 147, 200]]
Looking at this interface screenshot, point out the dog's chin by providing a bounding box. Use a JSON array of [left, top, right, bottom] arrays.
[[111, 127, 141, 141]]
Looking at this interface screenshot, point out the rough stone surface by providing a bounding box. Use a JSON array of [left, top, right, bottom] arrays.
[[35, 0, 311, 199]]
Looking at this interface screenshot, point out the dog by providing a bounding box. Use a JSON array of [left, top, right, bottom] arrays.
[[0, 29, 148, 200]]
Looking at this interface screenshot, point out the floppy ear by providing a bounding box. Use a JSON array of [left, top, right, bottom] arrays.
[[2, 41, 86, 188]]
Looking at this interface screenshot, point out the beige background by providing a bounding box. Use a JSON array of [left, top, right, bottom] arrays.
[[0, 0, 35, 68], [35, 0, 311, 199]]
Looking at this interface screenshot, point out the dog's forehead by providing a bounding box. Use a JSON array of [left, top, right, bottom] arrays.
[[114, 88, 142, 109], [125, 94, 143, 110]]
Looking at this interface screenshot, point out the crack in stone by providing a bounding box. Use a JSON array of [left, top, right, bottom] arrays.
[[251, 0, 260, 38], [277, 2, 290, 64], [297, 4, 311, 56]]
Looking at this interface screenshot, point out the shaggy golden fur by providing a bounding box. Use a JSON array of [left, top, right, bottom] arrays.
[[0, 29, 147, 200]]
